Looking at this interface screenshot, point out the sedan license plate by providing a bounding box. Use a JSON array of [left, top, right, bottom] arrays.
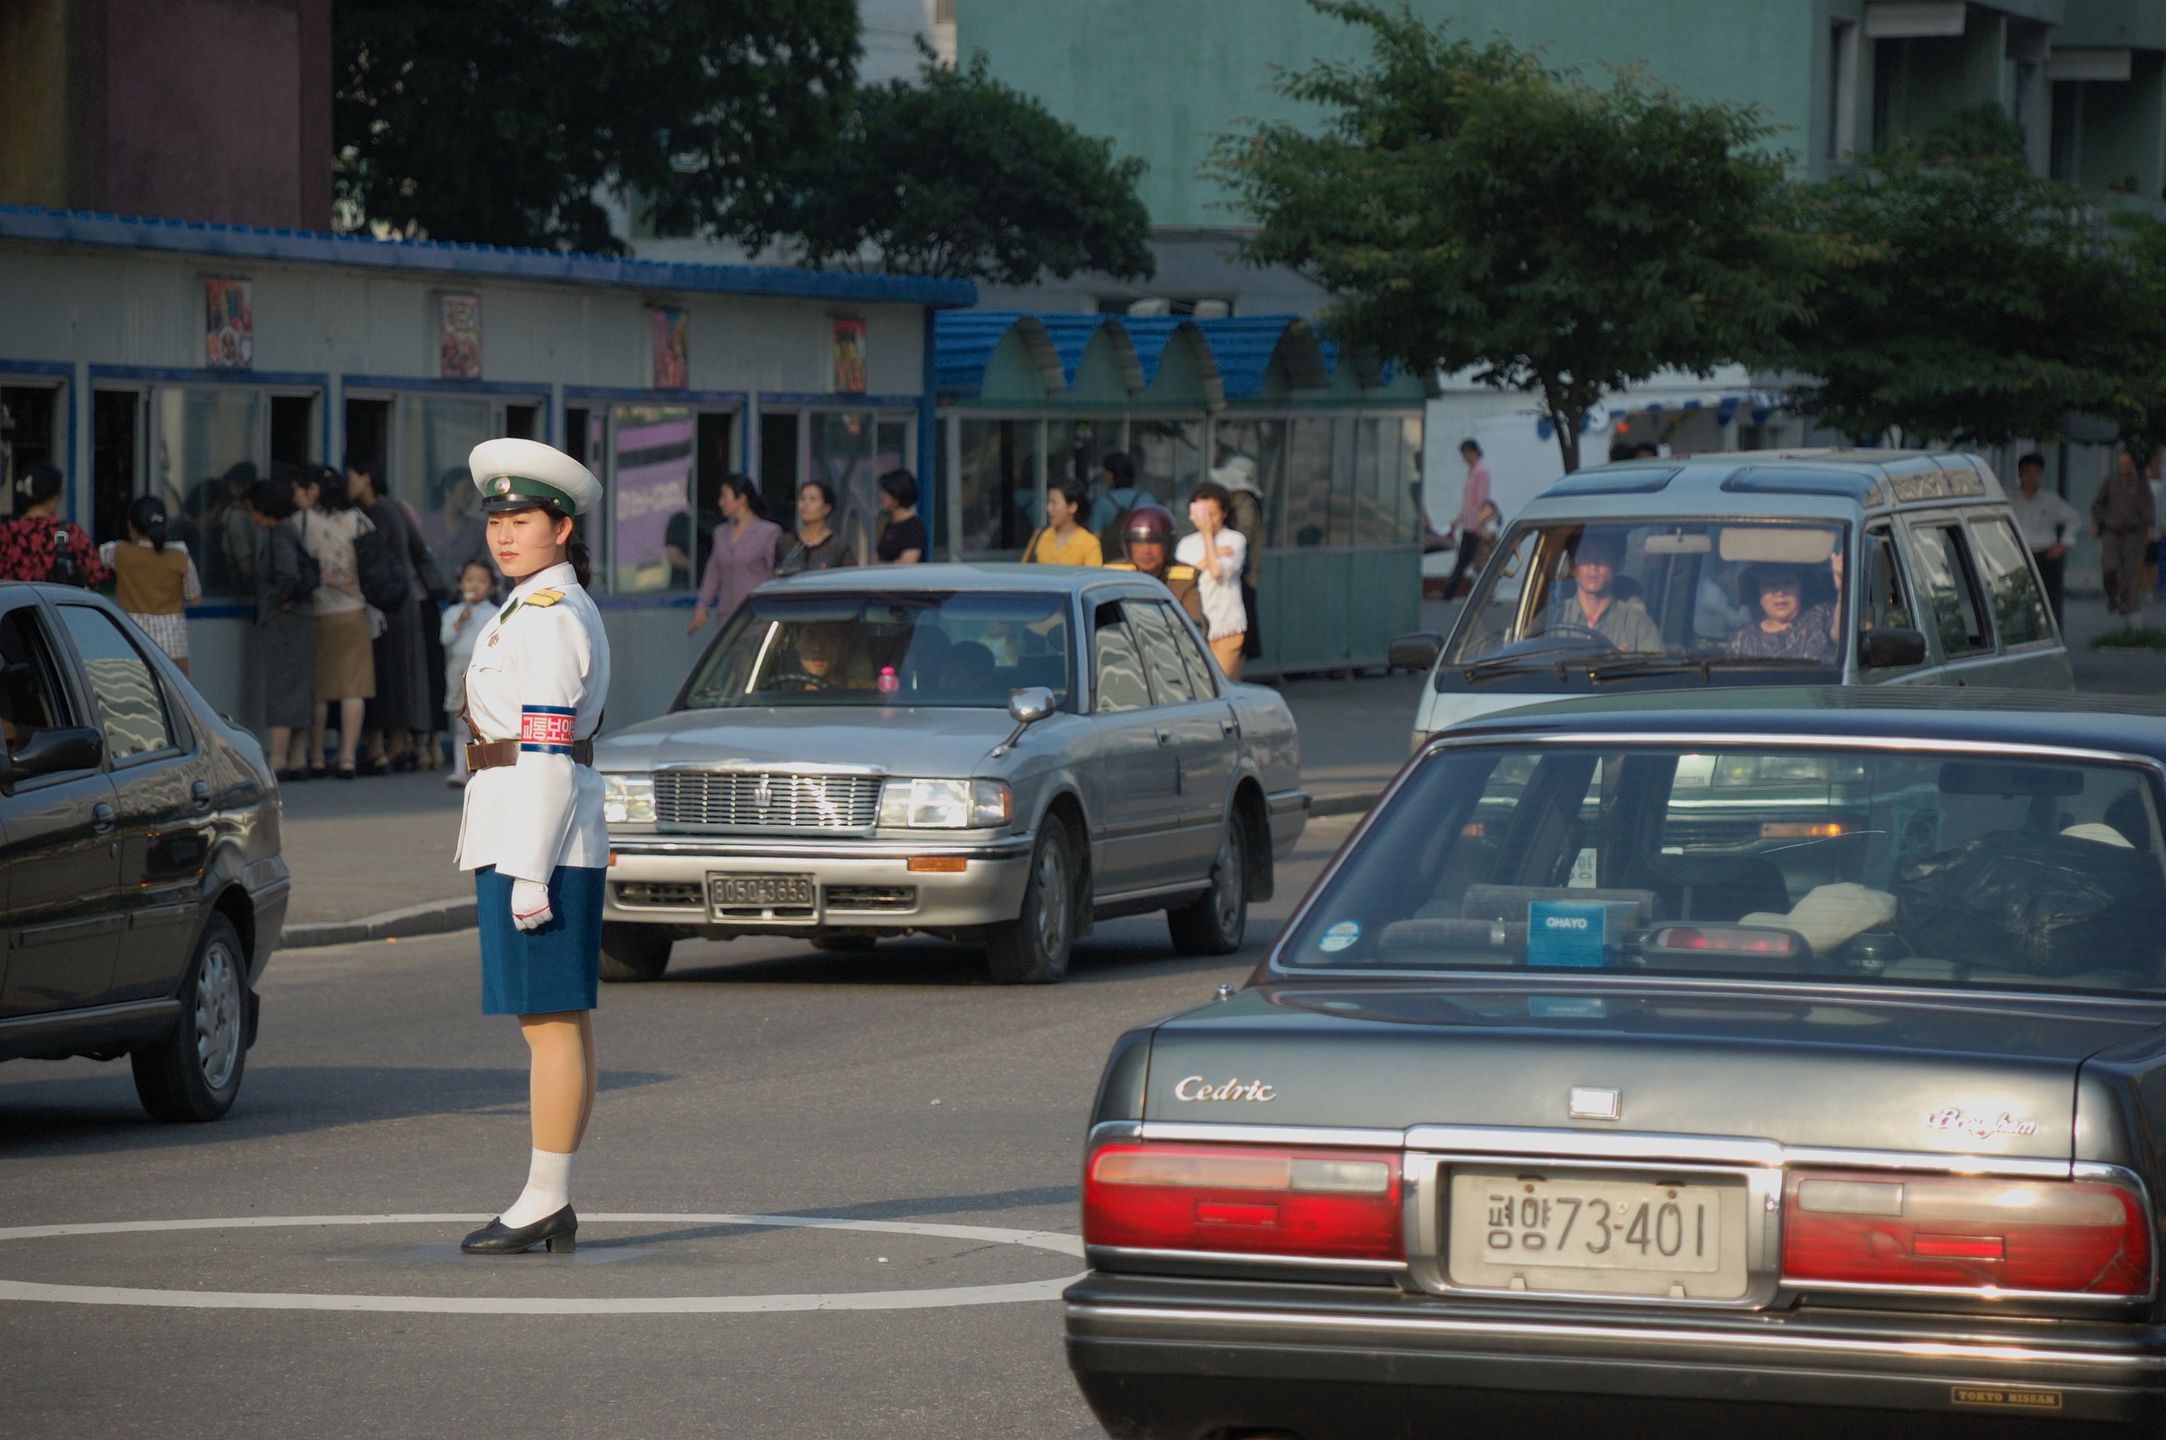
[[710, 873, 816, 912], [1447, 1167, 1749, 1300]]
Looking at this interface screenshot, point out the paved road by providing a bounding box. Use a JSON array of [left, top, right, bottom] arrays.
[[0, 813, 1363, 1440]]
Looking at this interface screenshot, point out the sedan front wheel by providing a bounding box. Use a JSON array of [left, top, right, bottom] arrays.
[[985, 823, 1077, 984]]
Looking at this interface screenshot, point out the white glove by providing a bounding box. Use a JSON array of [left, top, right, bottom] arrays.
[[510, 877, 554, 932]]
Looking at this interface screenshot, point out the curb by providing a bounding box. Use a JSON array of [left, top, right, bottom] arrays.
[[278, 786, 1387, 950]]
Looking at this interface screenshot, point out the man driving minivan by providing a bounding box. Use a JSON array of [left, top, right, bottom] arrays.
[[1546, 530, 1660, 652]]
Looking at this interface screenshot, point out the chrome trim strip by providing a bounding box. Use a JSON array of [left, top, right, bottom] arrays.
[[608, 835, 1033, 860], [1087, 1245, 1407, 1274], [1088, 1120, 1144, 1145], [1403, 1125, 1784, 1168], [1137, 1121, 1407, 1149], [1267, 788, 1312, 814], [1781, 1145, 2073, 1179], [1064, 1302, 2166, 1373], [1791, 1277, 2147, 1306], [652, 761, 889, 777]]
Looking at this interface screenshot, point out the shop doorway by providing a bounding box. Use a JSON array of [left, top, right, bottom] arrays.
[[91, 389, 142, 542], [759, 410, 801, 521], [271, 394, 317, 470]]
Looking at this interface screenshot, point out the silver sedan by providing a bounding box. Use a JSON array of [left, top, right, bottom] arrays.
[[592, 564, 1308, 983]]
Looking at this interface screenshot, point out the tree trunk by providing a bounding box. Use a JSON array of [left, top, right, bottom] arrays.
[[1548, 404, 1584, 474]]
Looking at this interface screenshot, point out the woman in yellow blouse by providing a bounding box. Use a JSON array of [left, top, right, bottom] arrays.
[[1024, 479, 1103, 566]]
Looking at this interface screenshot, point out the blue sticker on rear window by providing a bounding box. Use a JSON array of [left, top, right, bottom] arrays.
[[1527, 901, 1608, 968], [1318, 920, 1361, 954]]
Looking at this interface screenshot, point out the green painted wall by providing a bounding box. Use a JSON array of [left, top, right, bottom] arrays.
[[958, 0, 1834, 228]]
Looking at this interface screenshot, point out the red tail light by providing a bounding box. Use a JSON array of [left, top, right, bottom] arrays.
[[1083, 1142, 1403, 1262], [1782, 1169, 2152, 1296]]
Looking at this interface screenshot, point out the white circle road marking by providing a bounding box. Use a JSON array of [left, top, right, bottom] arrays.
[[0, 1213, 1085, 1315]]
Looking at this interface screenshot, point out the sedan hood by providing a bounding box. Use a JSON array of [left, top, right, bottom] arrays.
[[593, 705, 1025, 777], [1141, 983, 2166, 1160]]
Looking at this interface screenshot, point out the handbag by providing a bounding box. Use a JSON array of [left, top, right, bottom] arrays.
[[351, 514, 411, 610]]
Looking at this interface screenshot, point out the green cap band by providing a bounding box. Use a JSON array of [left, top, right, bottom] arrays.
[[482, 474, 581, 516]]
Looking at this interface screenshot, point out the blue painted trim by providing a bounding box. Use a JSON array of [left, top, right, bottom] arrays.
[[564, 385, 749, 408], [758, 392, 923, 410], [342, 373, 551, 398], [192, 602, 253, 620], [918, 310, 938, 554], [0, 359, 77, 522], [0, 203, 976, 307], [89, 363, 329, 389]]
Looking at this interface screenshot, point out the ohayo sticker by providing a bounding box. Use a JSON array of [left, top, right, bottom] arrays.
[[1527, 900, 1607, 968], [1318, 921, 1361, 954]]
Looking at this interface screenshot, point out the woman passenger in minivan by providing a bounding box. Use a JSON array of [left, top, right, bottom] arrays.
[[1727, 565, 1836, 663]]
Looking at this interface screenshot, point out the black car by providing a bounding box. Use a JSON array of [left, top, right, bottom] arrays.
[[1068, 687, 2166, 1439], [1, 582, 288, 1120]]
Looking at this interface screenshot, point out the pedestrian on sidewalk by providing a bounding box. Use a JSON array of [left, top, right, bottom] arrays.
[[1023, 478, 1103, 566], [456, 438, 612, 1257], [1213, 452, 1265, 662], [1179, 479, 1249, 680], [349, 454, 440, 772], [0, 463, 109, 586], [687, 474, 782, 632], [2091, 448, 2155, 623], [98, 495, 201, 672], [1443, 440, 1493, 599], [2007, 451, 2079, 625], [773, 480, 854, 576], [294, 464, 375, 779], [440, 559, 496, 788], [246, 474, 317, 780], [874, 468, 927, 564]]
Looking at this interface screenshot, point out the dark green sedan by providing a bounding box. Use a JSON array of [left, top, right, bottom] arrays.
[[1068, 688, 2166, 1439]]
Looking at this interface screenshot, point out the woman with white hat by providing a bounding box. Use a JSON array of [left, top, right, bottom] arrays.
[[453, 437, 613, 1257]]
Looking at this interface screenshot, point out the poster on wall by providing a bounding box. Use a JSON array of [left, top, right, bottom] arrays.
[[439, 292, 483, 379], [204, 278, 253, 370], [832, 317, 866, 394], [651, 306, 689, 390]]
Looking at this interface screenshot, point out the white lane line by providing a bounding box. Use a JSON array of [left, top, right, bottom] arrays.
[[0, 1213, 1085, 1315]]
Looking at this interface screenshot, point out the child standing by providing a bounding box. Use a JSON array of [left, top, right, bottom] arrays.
[[100, 496, 201, 673], [440, 559, 496, 788]]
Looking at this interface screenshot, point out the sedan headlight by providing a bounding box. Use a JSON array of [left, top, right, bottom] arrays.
[[603, 773, 656, 824], [877, 778, 1011, 829]]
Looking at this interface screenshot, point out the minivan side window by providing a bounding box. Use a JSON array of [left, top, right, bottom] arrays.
[[1862, 528, 1913, 636], [0, 605, 86, 771], [1967, 516, 2052, 645], [1907, 523, 1989, 657]]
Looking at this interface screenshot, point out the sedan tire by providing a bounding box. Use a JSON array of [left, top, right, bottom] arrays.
[[985, 823, 1076, 985], [1167, 813, 1248, 957], [599, 923, 673, 983], [131, 913, 248, 1123]]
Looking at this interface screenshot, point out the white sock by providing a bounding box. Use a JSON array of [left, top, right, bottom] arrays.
[[500, 1147, 574, 1228]]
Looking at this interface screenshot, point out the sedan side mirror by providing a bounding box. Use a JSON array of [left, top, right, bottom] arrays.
[[6, 725, 104, 781], [993, 686, 1057, 757], [1858, 627, 1928, 670], [1389, 631, 1444, 671]]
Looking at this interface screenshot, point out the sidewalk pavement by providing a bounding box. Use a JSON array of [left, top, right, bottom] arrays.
[[277, 593, 2154, 950]]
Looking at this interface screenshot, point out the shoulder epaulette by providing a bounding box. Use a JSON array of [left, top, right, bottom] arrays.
[[1165, 564, 1198, 580], [523, 589, 565, 607], [1105, 562, 1139, 572]]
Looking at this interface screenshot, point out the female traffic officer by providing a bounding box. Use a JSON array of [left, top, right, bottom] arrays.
[[454, 438, 613, 1256]]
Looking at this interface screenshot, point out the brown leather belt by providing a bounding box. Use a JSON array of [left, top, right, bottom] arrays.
[[465, 737, 595, 771]]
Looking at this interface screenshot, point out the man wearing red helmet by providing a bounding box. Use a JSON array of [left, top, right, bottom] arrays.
[[1103, 503, 1206, 630]]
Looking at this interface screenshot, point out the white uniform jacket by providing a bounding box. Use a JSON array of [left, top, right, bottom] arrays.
[[455, 562, 613, 882]]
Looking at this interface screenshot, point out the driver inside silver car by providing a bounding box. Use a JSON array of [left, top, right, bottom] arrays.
[[1542, 530, 1662, 652]]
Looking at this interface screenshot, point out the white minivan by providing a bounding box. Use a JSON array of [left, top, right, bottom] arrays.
[[1394, 450, 2074, 747]]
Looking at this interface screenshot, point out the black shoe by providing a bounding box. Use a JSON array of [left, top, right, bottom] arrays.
[[460, 1205, 577, 1255], [390, 749, 420, 773]]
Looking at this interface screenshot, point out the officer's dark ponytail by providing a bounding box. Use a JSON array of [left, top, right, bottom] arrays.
[[127, 495, 170, 552], [568, 538, 592, 589]]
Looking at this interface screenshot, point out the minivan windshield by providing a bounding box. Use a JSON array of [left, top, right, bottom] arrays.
[[681, 591, 1072, 710], [1452, 520, 1847, 674], [1282, 741, 2166, 995]]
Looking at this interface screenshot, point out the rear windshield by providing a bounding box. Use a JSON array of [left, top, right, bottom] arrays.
[[681, 591, 1072, 710], [1453, 520, 1847, 671], [1282, 742, 2166, 995]]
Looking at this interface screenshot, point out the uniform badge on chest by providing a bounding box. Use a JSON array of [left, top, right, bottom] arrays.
[[488, 632, 501, 647]]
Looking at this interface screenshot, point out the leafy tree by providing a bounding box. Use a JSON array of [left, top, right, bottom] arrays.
[[334, 0, 858, 253], [1783, 127, 2145, 448], [1210, 1, 1808, 472], [735, 51, 1153, 284]]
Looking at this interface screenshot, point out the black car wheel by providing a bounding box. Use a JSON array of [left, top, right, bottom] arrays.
[[1168, 812, 1249, 956], [599, 923, 673, 982], [131, 913, 248, 1122], [986, 822, 1076, 985]]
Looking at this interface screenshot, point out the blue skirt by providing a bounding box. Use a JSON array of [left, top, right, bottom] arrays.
[[476, 866, 604, 1015]]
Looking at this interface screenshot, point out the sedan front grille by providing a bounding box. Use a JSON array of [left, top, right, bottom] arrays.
[[653, 771, 882, 830]]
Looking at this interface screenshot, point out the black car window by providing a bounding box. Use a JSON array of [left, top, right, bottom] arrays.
[[1125, 600, 1195, 706], [1091, 602, 1152, 714], [1968, 516, 2052, 645], [1862, 526, 1913, 634], [1159, 601, 1221, 700], [0, 605, 82, 766], [1907, 522, 1989, 656], [54, 605, 175, 762]]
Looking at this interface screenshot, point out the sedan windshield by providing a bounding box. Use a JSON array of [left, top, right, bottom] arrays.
[[1452, 520, 1847, 671], [1283, 742, 2166, 995], [682, 591, 1072, 710]]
